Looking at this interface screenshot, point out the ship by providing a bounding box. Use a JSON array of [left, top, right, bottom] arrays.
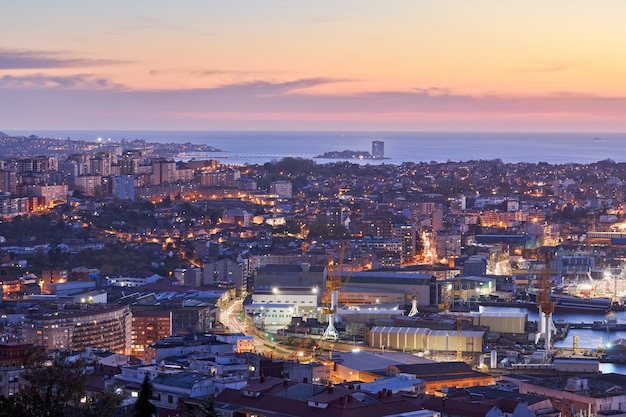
[[528, 293, 611, 313], [591, 318, 626, 331]]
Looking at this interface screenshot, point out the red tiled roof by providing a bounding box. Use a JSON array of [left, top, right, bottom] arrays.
[[216, 387, 427, 417], [421, 396, 497, 417]]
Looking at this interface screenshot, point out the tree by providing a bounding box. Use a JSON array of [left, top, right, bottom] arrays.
[[84, 386, 125, 417], [19, 356, 93, 417], [181, 394, 219, 417], [132, 375, 157, 417], [0, 394, 30, 417]]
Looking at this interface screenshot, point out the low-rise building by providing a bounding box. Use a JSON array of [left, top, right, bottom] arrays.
[[112, 364, 214, 414], [215, 376, 441, 417], [385, 362, 494, 395], [143, 333, 233, 364], [519, 374, 626, 417], [317, 350, 435, 384], [0, 342, 32, 397]]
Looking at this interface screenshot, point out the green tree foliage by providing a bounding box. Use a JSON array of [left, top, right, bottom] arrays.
[[132, 375, 157, 417]]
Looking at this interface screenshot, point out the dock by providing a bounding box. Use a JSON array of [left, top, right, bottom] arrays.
[[567, 320, 626, 331]]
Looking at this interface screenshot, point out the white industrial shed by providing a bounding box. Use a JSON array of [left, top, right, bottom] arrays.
[[369, 326, 485, 353]]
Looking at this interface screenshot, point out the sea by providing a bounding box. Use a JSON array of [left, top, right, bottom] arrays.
[[14, 130, 626, 165]]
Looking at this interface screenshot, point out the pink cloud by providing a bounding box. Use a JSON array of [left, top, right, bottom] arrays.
[[1, 76, 626, 130]]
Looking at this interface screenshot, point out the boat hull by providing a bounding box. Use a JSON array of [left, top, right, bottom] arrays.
[[527, 293, 611, 313]]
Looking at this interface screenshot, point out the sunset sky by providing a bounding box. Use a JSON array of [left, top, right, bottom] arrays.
[[2, 1, 626, 131]]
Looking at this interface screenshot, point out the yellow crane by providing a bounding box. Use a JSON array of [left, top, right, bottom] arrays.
[[456, 313, 464, 362]]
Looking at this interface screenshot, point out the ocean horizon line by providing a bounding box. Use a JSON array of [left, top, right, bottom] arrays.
[[4, 130, 626, 166]]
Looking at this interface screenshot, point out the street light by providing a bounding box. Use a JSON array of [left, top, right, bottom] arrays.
[[272, 287, 278, 304]]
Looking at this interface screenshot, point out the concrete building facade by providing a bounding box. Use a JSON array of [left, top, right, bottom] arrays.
[[22, 304, 132, 354]]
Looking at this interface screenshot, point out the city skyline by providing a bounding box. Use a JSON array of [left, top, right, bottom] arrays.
[[2, 1, 626, 132]]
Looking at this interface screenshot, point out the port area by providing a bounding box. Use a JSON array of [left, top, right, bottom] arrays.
[[545, 319, 626, 345], [567, 319, 626, 331], [553, 347, 604, 360], [478, 300, 626, 312]]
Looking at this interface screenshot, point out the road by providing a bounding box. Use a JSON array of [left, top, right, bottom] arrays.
[[219, 299, 276, 355], [218, 298, 367, 358]]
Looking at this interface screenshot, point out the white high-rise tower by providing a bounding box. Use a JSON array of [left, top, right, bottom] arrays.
[[372, 141, 384, 159]]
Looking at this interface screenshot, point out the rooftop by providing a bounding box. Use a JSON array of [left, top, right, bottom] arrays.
[[320, 350, 434, 373], [522, 373, 626, 398]]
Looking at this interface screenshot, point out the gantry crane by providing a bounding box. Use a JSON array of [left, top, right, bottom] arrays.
[[444, 276, 466, 361], [408, 279, 428, 317], [408, 286, 419, 317], [535, 251, 555, 352], [322, 242, 352, 341]]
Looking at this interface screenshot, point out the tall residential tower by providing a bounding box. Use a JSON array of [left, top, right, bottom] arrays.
[[372, 140, 384, 159]]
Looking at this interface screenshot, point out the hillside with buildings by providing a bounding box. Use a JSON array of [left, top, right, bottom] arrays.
[[1, 138, 626, 415]]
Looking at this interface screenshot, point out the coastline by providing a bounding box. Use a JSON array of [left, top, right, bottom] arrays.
[[8, 130, 626, 165]]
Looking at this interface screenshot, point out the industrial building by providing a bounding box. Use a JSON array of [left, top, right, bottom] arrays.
[[369, 326, 485, 353], [341, 271, 436, 308], [385, 362, 494, 395], [254, 263, 327, 290], [251, 287, 321, 318]]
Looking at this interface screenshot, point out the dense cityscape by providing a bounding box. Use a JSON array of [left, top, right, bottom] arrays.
[[1, 132, 626, 416]]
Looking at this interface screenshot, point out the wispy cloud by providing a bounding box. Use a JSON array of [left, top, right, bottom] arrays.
[[0, 73, 125, 89], [1, 77, 626, 130], [413, 87, 453, 96], [147, 68, 310, 82], [511, 63, 573, 73], [0, 48, 126, 69], [148, 68, 259, 77], [232, 78, 350, 95]]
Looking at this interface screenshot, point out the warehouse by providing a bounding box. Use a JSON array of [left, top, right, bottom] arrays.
[[369, 326, 430, 351], [427, 329, 485, 353], [369, 326, 485, 353], [469, 311, 528, 334]]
